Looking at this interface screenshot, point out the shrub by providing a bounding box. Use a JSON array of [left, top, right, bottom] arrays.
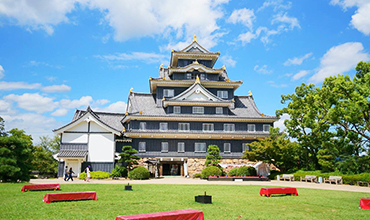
[[228, 168, 239, 176], [193, 173, 202, 179], [111, 165, 128, 178], [236, 166, 257, 176], [201, 166, 221, 179], [78, 171, 110, 180], [128, 166, 150, 180]]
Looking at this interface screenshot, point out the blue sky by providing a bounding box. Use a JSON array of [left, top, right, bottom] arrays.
[[0, 0, 370, 143]]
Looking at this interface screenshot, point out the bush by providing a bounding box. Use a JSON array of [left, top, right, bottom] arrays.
[[236, 166, 257, 176], [228, 168, 239, 176], [128, 166, 150, 180], [193, 173, 202, 179], [78, 171, 110, 180], [201, 166, 221, 179], [111, 165, 128, 178]]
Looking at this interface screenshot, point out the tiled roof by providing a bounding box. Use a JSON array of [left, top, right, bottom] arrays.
[[57, 150, 88, 158]]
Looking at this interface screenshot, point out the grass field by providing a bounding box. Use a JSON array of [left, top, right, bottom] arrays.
[[0, 183, 369, 219]]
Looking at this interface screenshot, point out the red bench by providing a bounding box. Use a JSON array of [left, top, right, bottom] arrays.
[[21, 184, 60, 192], [360, 198, 370, 209], [43, 191, 97, 203], [116, 209, 204, 220], [260, 187, 298, 197]]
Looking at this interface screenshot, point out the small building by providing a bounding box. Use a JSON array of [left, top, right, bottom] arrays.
[[54, 36, 278, 177]]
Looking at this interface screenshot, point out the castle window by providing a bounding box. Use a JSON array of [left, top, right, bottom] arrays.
[[203, 123, 214, 132], [195, 143, 206, 152], [178, 123, 190, 131], [200, 74, 206, 80], [174, 106, 181, 114], [248, 124, 256, 132], [161, 142, 168, 153], [263, 124, 270, 133], [186, 73, 192, 80], [217, 90, 228, 99], [216, 107, 223, 114], [139, 142, 146, 152], [163, 89, 174, 97], [178, 142, 185, 153], [193, 106, 204, 114], [224, 143, 231, 153], [242, 143, 250, 152], [160, 123, 168, 131], [224, 124, 235, 132], [139, 122, 146, 130]]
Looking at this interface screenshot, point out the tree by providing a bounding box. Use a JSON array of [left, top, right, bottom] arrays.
[[205, 145, 222, 167], [118, 146, 140, 174], [0, 117, 6, 137], [30, 136, 60, 176], [39, 136, 60, 154], [0, 128, 33, 182], [243, 127, 301, 172]]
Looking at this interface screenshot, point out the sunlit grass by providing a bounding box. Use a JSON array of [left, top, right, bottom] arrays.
[[0, 183, 369, 219]]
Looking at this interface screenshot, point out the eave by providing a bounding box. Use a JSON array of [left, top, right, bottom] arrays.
[[163, 100, 232, 108], [168, 63, 223, 76], [170, 51, 220, 68]]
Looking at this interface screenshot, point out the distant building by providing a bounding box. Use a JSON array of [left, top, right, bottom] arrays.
[[54, 36, 278, 177]]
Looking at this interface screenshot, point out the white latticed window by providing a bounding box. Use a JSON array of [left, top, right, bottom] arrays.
[[139, 142, 146, 152], [224, 143, 231, 153], [242, 143, 250, 152], [263, 124, 270, 133], [163, 89, 174, 97], [195, 143, 206, 152], [186, 73, 192, 80], [161, 142, 168, 152], [178, 142, 185, 152], [174, 106, 181, 114], [216, 107, 223, 114], [202, 123, 214, 132], [200, 74, 206, 80], [178, 123, 190, 131], [223, 124, 235, 132], [248, 124, 256, 132], [193, 106, 204, 114], [139, 122, 146, 130], [160, 123, 168, 131], [217, 90, 228, 98]]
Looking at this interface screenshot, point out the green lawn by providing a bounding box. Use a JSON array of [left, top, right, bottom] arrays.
[[0, 183, 369, 219]]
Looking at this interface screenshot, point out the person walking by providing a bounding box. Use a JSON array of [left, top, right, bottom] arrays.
[[84, 165, 91, 182], [66, 167, 75, 181], [64, 166, 68, 181]]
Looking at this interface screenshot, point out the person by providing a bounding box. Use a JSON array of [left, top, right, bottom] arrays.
[[66, 167, 75, 181], [64, 166, 68, 181], [84, 165, 91, 182]]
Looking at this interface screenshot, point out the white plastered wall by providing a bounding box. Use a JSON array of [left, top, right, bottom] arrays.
[[88, 133, 114, 162], [63, 133, 88, 143]]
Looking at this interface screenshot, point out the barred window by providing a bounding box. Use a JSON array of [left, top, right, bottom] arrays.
[[160, 123, 168, 131], [178, 142, 185, 153], [139, 122, 146, 130], [178, 123, 190, 131], [186, 73, 192, 80], [161, 142, 168, 153], [163, 89, 174, 97], [195, 143, 206, 152], [139, 142, 146, 152], [216, 107, 223, 114], [193, 107, 204, 114], [242, 143, 250, 152], [174, 106, 181, 114], [203, 123, 214, 132], [224, 143, 231, 153], [248, 124, 256, 132], [217, 90, 228, 99], [223, 124, 235, 132], [263, 124, 270, 133]]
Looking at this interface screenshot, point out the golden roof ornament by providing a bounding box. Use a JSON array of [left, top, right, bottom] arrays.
[[226, 79, 230, 82], [193, 34, 197, 42], [195, 75, 200, 84], [222, 65, 226, 70], [139, 111, 143, 115], [162, 76, 165, 80], [261, 113, 265, 117], [159, 64, 163, 69], [248, 90, 252, 96], [125, 112, 128, 115], [149, 77, 152, 81], [130, 87, 133, 93], [171, 49, 174, 52], [168, 65, 171, 69], [232, 98, 235, 103], [194, 59, 199, 64], [122, 127, 126, 132]]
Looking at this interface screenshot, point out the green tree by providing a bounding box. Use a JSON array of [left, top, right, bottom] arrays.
[[30, 136, 60, 176], [118, 146, 140, 174], [0, 128, 33, 182], [205, 145, 222, 167], [243, 127, 301, 172], [0, 117, 6, 137], [39, 135, 60, 154]]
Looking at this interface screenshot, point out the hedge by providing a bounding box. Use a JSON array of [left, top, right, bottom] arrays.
[[78, 171, 110, 180], [201, 166, 222, 179], [128, 167, 150, 180]]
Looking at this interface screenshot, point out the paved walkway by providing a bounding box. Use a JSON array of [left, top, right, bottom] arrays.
[[30, 178, 370, 193]]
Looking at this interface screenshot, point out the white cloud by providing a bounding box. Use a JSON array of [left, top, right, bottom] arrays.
[[254, 64, 273, 74], [0, 65, 4, 79], [284, 53, 313, 66], [267, 81, 287, 88], [0, 0, 76, 35], [51, 108, 68, 116], [309, 42, 370, 83], [272, 12, 300, 30], [258, 0, 292, 12], [292, 70, 310, 81], [59, 96, 93, 109], [227, 8, 255, 30], [331, 0, 370, 35], [95, 101, 127, 113], [95, 99, 110, 106], [4, 93, 57, 113], [46, 76, 57, 82], [220, 55, 236, 67], [97, 52, 167, 64], [0, 81, 41, 90], [274, 113, 290, 131], [29, 60, 63, 69], [85, 0, 228, 48], [0, 100, 12, 112], [42, 84, 71, 93], [238, 32, 257, 44]]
